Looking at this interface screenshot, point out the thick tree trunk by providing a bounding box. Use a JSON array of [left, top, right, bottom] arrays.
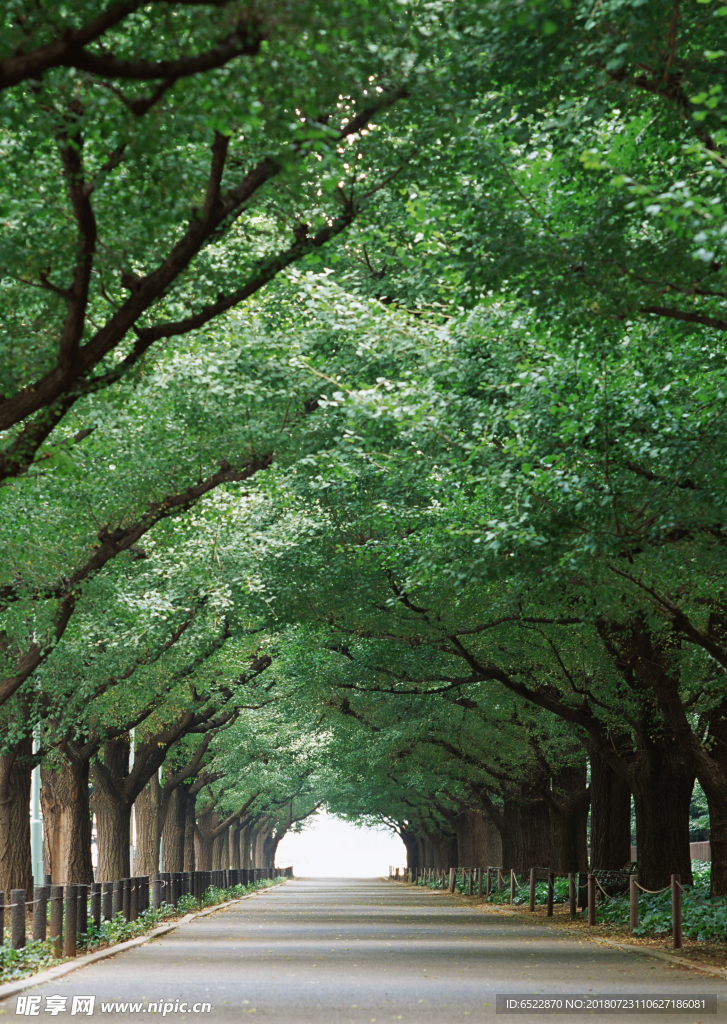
[[597, 617, 694, 889], [162, 783, 188, 873], [254, 828, 267, 868], [134, 774, 162, 877], [631, 743, 694, 890], [91, 738, 131, 881], [401, 828, 419, 871], [194, 806, 218, 870], [91, 787, 131, 881], [451, 810, 501, 867], [40, 754, 93, 885], [548, 765, 590, 873], [229, 822, 240, 870], [241, 824, 252, 870], [264, 830, 282, 868], [183, 788, 196, 872], [212, 828, 227, 870], [501, 784, 550, 873], [0, 735, 33, 897], [589, 744, 632, 870]]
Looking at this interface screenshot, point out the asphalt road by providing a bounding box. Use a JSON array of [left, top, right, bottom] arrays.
[[4, 878, 726, 1023]]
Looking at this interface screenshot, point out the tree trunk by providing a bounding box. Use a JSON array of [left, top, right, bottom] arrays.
[[400, 828, 419, 871], [183, 788, 196, 872], [195, 805, 218, 870], [40, 753, 93, 885], [501, 783, 550, 873], [229, 822, 240, 870], [631, 743, 694, 890], [91, 738, 131, 881], [162, 783, 188, 873], [212, 828, 227, 870], [264, 829, 283, 868], [134, 774, 162, 877], [241, 824, 252, 870], [0, 735, 33, 897], [589, 744, 632, 870], [548, 765, 590, 873]]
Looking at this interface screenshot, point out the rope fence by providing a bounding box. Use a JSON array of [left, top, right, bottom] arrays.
[[1, 866, 293, 956], [389, 865, 688, 950]]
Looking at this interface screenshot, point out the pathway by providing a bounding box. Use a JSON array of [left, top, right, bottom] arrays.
[[3, 879, 726, 1022]]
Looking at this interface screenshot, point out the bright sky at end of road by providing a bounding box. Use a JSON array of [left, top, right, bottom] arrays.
[[275, 811, 407, 878]]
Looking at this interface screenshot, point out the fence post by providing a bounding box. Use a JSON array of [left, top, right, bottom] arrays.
[[629, 874, 639, 935], [672, 874, 682, 950], [33, 885, 48, 941], [76, 884, 88, 944], [578, 872, 588, 911], [152, 874, 162, 911], [102, 881, 113, 921], [587, 874, 596, 927], [510, 869, 516, 905], [497, 868, 504, 891], [486, 867, 492, 899], [50, 885, 63, 957], [90, 882, 101, 928], [64, 884, 77, 957], [568, 873, 576, 917], [477, 868, 484, 898], [10, 889, 26, 949], [547, 872, 555, 917], [130, 877, 139, 921], [529, 868, 536, 912], [448, 867, 456, 893], [112, 879, 123, 917], [122, 878, 131, 921]]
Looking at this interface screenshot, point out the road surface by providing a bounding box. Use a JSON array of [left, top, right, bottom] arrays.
[[3, 878, 725, 1022]]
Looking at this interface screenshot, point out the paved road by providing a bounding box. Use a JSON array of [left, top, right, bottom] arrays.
[[4, 879, 726, 1022]]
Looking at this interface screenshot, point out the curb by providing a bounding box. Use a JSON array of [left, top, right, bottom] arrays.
[[599, 939, 727, 980], [0, 881, 285, 1004]]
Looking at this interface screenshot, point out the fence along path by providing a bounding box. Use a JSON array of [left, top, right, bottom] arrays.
[[0, 868, 291, 955], [2, 877, 725, 1023], [395, 865, 689, 949]]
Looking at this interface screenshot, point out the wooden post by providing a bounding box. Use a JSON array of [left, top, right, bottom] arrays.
[[477, 868, 483, 898], [468, 869, 473, 895], [587, 874, 596, 926], [76, 884, 88, 944], [33, 885, 48, 941], [122, 878, 131, 921], [102, 881, 113, 920], [510, 869, 516, 905], [486, 867, 492, 898], [10, 889, 25, 949], [112, 879, 123, 917], [152, 874, 162, 910], [547, 872, 555, 917], [0, 890, 4, 941], [629, 874, 639, 934], [529, 868, 536, 912], [448, 867, 456, 893], [50, 885, 63, 957], [130, 877, 139, 921], [672, 874, 682, 950], [497, 868, 503, 890], [64, 884, 77, 957], [90, 882, 101, 928], [568, 873, 576, 917]]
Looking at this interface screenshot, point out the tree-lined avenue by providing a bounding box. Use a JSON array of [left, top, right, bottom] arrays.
[[4, 879, 725, 1022]]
